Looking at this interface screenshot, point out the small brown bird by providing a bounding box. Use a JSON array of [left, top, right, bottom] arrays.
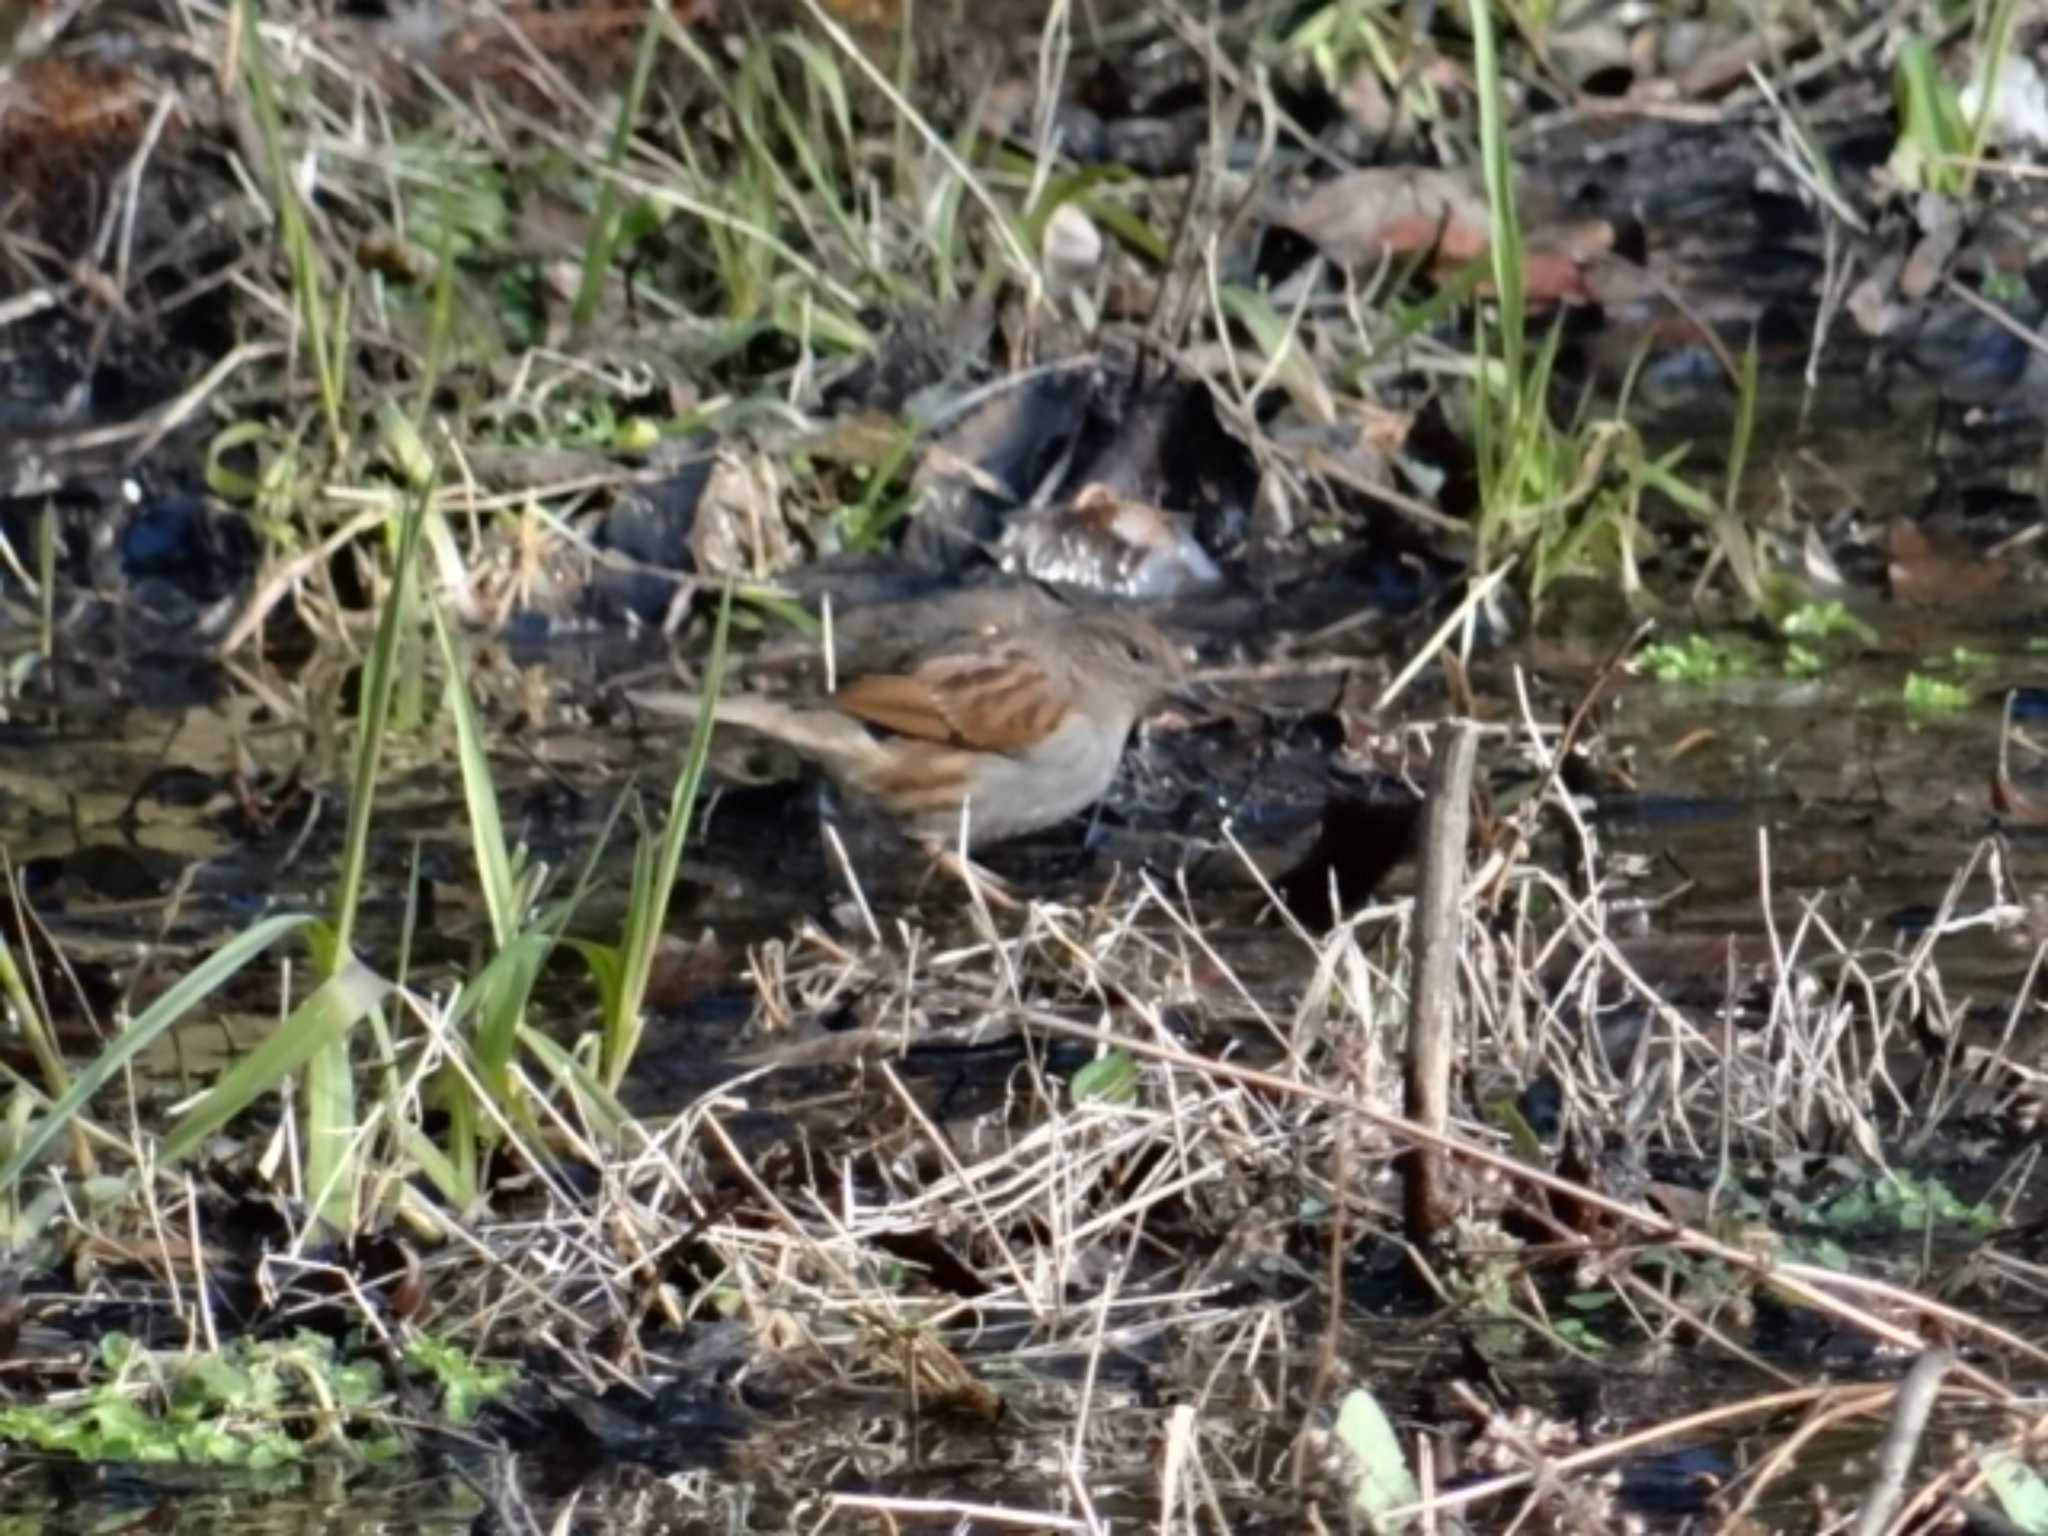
[[631, 612, 1183, 850]]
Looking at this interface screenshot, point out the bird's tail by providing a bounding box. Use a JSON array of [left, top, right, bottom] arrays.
[[627, 689, 879, 765]]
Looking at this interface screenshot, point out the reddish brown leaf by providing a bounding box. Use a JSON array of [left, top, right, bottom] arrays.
[[1887, 519, 2008, 605], [1270, 166, 1607, 307]]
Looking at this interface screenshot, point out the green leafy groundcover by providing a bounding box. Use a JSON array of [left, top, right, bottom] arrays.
[[0, 1330, 513, 1467]]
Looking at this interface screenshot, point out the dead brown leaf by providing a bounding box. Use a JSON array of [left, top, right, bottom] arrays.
[[1886, 519, 2008, 605], [1268, 166, 1605, 306]]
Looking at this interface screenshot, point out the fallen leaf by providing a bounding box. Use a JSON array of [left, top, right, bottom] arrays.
[[1269, 166, 1606, 306], [1887, 519, 2007, 605]]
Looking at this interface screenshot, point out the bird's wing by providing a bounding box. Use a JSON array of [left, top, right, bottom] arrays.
[[832, 641, 1067, 754]]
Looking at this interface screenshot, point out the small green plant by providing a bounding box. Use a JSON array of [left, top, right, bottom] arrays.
[[1819, 1171, 1996, 1235], [0, 1332, 397, 1468], [1903, 672, 1971, 713], [1332, 1387, 1419, 1527], [1890, 0, 2023, 197], [834, 423, 921, 551], [1782, 643, 1823, 678], [1282, 0, 1445, 129], [1890, 38, 1972, 195], [1070, 1052, 1141, 1107], [588, 583, 735, 1092], [1554, 1291, 1621, 1355], [659, 25, 880, 347], [404, 1336, 518, 1425], [1635, 633, 1755, 683], [1459, 0, 1712, 617], [1779, 600, 1879, 646], [1777, 600, 1878, 676], [204, 419, 320, 553]]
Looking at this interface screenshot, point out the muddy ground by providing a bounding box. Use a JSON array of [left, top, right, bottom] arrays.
[[4, 0, 2048, 1530]]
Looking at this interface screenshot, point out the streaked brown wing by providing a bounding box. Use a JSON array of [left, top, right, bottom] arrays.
[[832, 645, 1067, 754]]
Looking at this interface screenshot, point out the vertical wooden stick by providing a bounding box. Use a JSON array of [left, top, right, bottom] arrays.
[[1848, 1348, 1952, 1536], [1403, 720, 1479, 1249]]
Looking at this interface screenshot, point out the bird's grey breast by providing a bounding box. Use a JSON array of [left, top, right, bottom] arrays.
[[959, 706, 1132, 843]]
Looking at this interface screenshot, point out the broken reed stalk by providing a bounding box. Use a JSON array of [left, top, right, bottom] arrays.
[[1847, 1348, 1953, 1536], [1402, 719, 1479, 1249]]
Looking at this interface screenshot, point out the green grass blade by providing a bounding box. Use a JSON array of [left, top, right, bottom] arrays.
[[571, 5, 667, 334], [331, 493, 429, 958], [0, 883, 72, 1114], [0, 913, 313, 1194], [519, 1024, 633, 1147], [1469, 0, 1523, 388], [238, 0, 344, 450], [161, 953, 392, 1166], [460, 933, 554, 1106], [604, 582, 733, 1091], [310, 484, 430, 1227], [432, 602, 520, 948], [1726, 332, 1759, 505], [1893, 39, 1969, 194], [1965, 0, 2024, 197]]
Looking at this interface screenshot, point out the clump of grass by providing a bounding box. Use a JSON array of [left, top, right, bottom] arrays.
[[1460, 0, 1707, 624], [1891, 0, 2023, 198], [595, 582, 733, 1092], [238, 0, 349, 454]]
